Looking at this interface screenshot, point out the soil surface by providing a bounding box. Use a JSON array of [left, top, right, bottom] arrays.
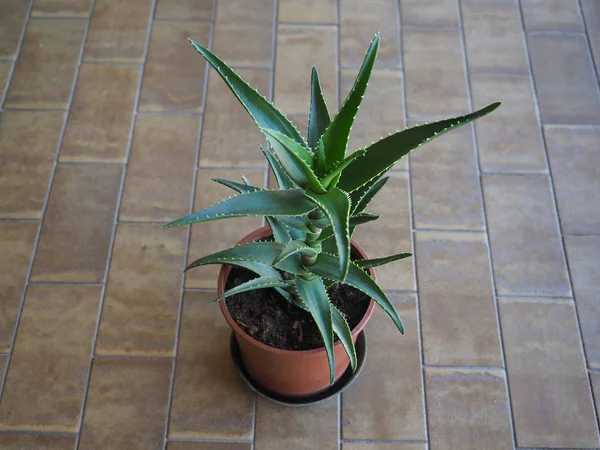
[[225, 264, 371, 351]]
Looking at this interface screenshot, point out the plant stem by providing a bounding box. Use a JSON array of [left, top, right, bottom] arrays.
[[303, 209, 325, 266]]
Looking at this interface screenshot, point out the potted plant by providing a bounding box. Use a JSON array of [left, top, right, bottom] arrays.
[[165, 34, 499, 400]]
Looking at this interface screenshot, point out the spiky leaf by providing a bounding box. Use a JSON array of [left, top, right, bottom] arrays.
[[261, 145, 295, 190], [331, 305, 357, 371], [274, 239, 319, 265], [308, 67, 331, 150], [212, 178, 260, 194], [354, 252, 412, 269], [351, 176, 388, 215], [266, 216, 291, 243], [320, 149, 366, 190], [214, 276, 293, 302], [319, 212, 380, 243], [223, 259, 295, 304]]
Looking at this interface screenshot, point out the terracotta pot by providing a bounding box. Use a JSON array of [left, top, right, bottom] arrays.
[[218, 226, 376, 398]]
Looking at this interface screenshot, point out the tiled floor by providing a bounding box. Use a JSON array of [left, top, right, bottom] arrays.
[[0, 0, 599, 448]]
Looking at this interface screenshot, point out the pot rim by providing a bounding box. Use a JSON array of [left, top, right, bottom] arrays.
[[218, 226, 377, 356]]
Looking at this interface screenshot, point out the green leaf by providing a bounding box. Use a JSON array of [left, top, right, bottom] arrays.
[[164, 189, 316, 228], [212, 178, 260, 194], [319, 34, 379, 172], [319, 212, 380, 243], [295, 275, 335, 384], [320, 149, 366, 190], [214, 276, 293, 302], [307, 253, 404, 334], [305, 188, 351, 280], [331, 305, 357, 371], [308, 67, 331, 150], [266, 216, 291, 243], [354, 252, 412, 270], [338, 102, 502, 193], [274, 239, 319, 265], [261, 145, 295, 190], [351, 176, 388, 215], [227, 259, 295, 304], [189, 39, 306, 148], [262, 129, 326, 194], [277, 215, 311, 232]]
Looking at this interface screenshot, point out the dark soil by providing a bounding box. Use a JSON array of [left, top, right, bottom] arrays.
[[225, 259, 371, 351]]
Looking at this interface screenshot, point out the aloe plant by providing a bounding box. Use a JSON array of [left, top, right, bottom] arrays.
[[165, 34, 500, 384]]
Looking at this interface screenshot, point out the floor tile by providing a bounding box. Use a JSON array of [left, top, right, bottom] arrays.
[[0, 285, 100, 431], [275, 24, 337, 116], [500, 299, 599, 448], [139, 22, 211, 113], [471, 74, 546, 174], [461, 0, 529, 74], [0, 222, 38, 352], [168, 291, 254, 440], [96, 224, 186, 356], [425, 368, 513, 450], [582, 0, 600, 78], [592, 373, 600, 422], [167, 444, 251, 450], [255, 396, 337, 450], [59, 65, 139, 163], [32, 0, 92, 17], [545, 126, 600, 234], [155, 0, 213, 20], [403, 28, 468, 119], [340, 0, 400, 69], [0, 61, 11, 98], [416, 231, 502, 366], [411, 124, 483, 230], [483, 174, 570, 296], [184, 169, 264, 289], [120, 115, 198, 222], [400, 0, 459, 27], [212, 0, 274, 68], [564, 235, 600, 368], [4, 19, 85, 110], [351, 172, 414, 291], [279, 0, 336, 23], [342, 296, 425, 441], [0, 0, 30, 59], [0, 435, 76, 449], [521, 0, 583, 31], [0, 111, 64, 219], [199, 69, 270, 168], [79, 359, 172, 449], [30, 164, 122, 283], [83, 0, 152, 62], [529, 33, 600, 124], [343, 444, 426, 450]]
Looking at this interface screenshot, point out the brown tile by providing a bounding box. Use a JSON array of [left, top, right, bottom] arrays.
[[0, 355, 6, 378], [462, 0, 528, 74], [565, 235, 600, 368], [400, 0, 459, 27], [4, 19, 85, 109], [0, 111, 64, 219], [411, 125, 483, 230], [139, 22, 211, 113], [0, 435, 76, 449], [0, 222, 37, 352], [522, 0, 583, 31], [340, 0, 400, 69], [416, 232, 502, 366], [529, 33, 600, 124], [582, 0, 600, 78], [0, 285, 100, 431], [483, 175, 570, 296], [83, 0, 152, 63], [169, 291, 254, 439], [500, 299, 599, 447], [275, 24, 337, 116], [199, 69, 270, 168], [167, 444, 251, 450], [59, 65, 139, 162], [0, 0, 29, 59], [343, 445, 425, 450], [184, 169, 263, 289], [403, 28, 468, 119], [471, 74, 546, 173], [31, 164, 122, 283], [155, 0, 213, 20], [255, 396, 337, 450], [545, 126, 600, 234], [32, 0, 92, 17], [351, 172, 414, 291], [425, 368, 513, 450], [96, 224, 186, 356], [279, 0, 336, 23], [79, 359, 172, 449], [120, 115, 198, 222], [0, 61, 11, 98], [342, 296, 425, 440]]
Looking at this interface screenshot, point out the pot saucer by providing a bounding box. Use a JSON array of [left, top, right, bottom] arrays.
[[230, 331, 367, 407]]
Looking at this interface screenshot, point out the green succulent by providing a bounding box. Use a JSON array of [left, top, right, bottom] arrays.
[[165, 33, 500, 384]]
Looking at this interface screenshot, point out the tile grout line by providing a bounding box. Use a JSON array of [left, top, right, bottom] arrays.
[[517, 0, 600, 437], [342, 439, 428, 444], [336, 0, 342, 446], [161, 0, 217, 448], [397, 1, 430, 447], [578, 0, 600, 89], [456, 0, 518, 447], [73, 0, 157, 446]]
